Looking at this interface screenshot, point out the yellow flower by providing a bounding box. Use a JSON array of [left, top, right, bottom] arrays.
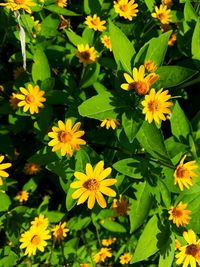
[[0, 0, 36, 13], [80, 264, 90, 267], [93, 247, 112, 263], [119, 252, 132, 264], [101, 35, 112, 51], [168, 202, 191, 227], [162, 0, 173, 7], [175, 239, 182, 250], [102, 237, 116, 247], [16, 84, 46, 114], [31, 214, 49, 229], [152, 5, 172, 25], [141, 88, 173, 124], [52, 222, 69, 242], [174, 155, 198, 191], [9, 93, 21, 110], [168, 32, 177, 46], [56, 0, 67, 8], [76, 44, 98, 65], [114, 0, 138, 21], [24, 162, 40, 175], [85, 14, 106, 32], [13, 66, 25, 80], [112, 195, 130, 216], [31, 16, 41, 33], [0, 155, 12, 186], [100, 119, 120, 130], [70, 161, 117, 209], [0, 85, 4, 92], [121, 65, 159, 95], [48, 119, 86, 157], [144, 60, 157, 73], [16, 190, 29, 203], [176, 229, 200, 267], [20, 226, 51, 256]]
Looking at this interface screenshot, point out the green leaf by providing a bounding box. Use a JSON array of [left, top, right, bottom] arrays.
[[192, 18, 200, 68], [75, 148, 91, 172], [113, 157, 149, 179], [32, 46, 51, 83], [100, 219, 126, 232], [109, 19, 135, 72], [66, 187, 77, 211], [46, 211, 65, 223], [170, 101, 192, 143], [78, 91, 127, 120], [44, 5, 81, 16], [65, 30, 87, 46], [136, 121, 171, 165], [184, 0, 198, 22], [122, 111, 142, 143], [83, 0, 102, 14], [154, 66, 198, 88], [64, 238, 79, 256], [129, 182, 153, 233], [157, 180, 171, 208], [158, 232, 175, 267], [144, 0, 155, 12], [40, 14, 59, 38], [81, 63, 100, 88], [0, 192, 11, 212], [131, 215, 167, 263], [0, 250, 18, 267], [68, 216, 91, 231]]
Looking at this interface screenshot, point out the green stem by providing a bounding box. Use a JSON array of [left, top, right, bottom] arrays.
[[175, 77, 200, 90]]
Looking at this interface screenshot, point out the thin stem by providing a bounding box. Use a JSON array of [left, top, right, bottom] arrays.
[[60, 240, 67, 266], [175, 77, 200, 90]]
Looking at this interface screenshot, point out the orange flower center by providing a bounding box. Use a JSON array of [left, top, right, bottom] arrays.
[[158, 13, 167, 22], [135, 81, 149, 95], [25, 94, 35, 104], [92, 18, 99, 26], [31, 235, 41, 245], [172, 207, 182, 218], [58, 131, 72, 143], [186, 244, 200, 258], [56, 227, 63, 237], [176, 166, 189, 179], [147, 100, 159, 112], [120, 4, 128, 12], [14, 0, 24, 4], [80, 51, 91, 61], [83, 178, 99, 190]]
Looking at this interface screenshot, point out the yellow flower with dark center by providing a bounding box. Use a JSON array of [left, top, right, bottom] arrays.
[[31, 214, 49, 230], [141, 88, 173, 124], [93, 247, 112, 263], [24, 162, 41, 175], [9, 93, 21, 110], [0, 0, 36, 13], [85, 14, 106, 32], [100, 119, 120, 130], [76, 44, 98, 65], [16, 84, 46, 114], [48, 119, 86, 157], [70, 161, 117, 209], [174, 155, 198, 191], [20, 226, 51, 256], [101, 35, 112, 51], [102, 237, 116, 247], [119, 252, 132, 264], [16, 190, 29, 203], [176, 229, 200, 267], [168, 202, 191, 227], [52, 222, 69, 242], [121, 65, 159, 95], [152, 5, 172, 25], [168, 32, 177, 46], [112, 195, 130, 216], [144, 60, 157, 73], [0, 155, 12, 185], [114, 0, 138, 21], [56, 0, 67, 7]]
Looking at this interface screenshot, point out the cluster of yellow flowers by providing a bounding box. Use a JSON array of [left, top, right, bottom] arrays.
[[20, 214, 69, 256]]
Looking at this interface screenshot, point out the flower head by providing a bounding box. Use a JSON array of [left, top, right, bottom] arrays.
[[168, 202, 191, 227], [0, 155, 12, 185], [16, 84, 46, 114], [176, 229, 200, 267], [152, 5, 172, 25], [20, 226, 51, 256], [16, 190, 29, 203], [85, 14, 106, 32], [102, 237, 116, 247], [31, 214, 49, 230], [144, 60, 157, 73], [80, 264, 90, 267], [9, 93, 21, 110], [101, 35, 112, 51], [112, 195, 130, 216], [163, 0, 173, 7], [141, 88, 173, 124], [48, 119, 86, 157], [70, 161, 117, 209], [119, 252, 132, 264], [168, 32, 177, 46], [56, 0, 67, 7], [121, 65, 159, 95], [59, 15, 70, 30], [93, 247, 112, 263], [52, 222, 69, 242], [100, 119, 120, 130], [0, 0, 36, 13], [174, 155, 198, 191], [114, 0, 138, 21], [24, 162, 40, 175], [76, 44, 98, 65]]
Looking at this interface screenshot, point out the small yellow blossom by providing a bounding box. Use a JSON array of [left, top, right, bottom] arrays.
[[112, 195, 130, 216], [162, 0, 173, 7], [52, 222, 69, 242], [144, 60, 157, 73], [9, 93, 20, 110], [0, 155, 12, 186], [80, 264, 90, 267], [101, 35, 112, 51], [174, 155, 198, 191], [31, 214, 49, 229], [0, 0, 36, 13], [168, 202, 191, 227], [168, 32, 177, 46], [152, 5, 172, 25], [100, 119, 120, 130], [16, 190, 29, 203], [102, 237, 116, 247], [56, 0, 67, 8], [76, 44, 98, 65], [114, 0, 138, 21], [24, 162, 40, 175], [119, 252, 132, 264], [85, 14, 106, 32], [175, 239, 181, 250], [93, 247, 112, 263]]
